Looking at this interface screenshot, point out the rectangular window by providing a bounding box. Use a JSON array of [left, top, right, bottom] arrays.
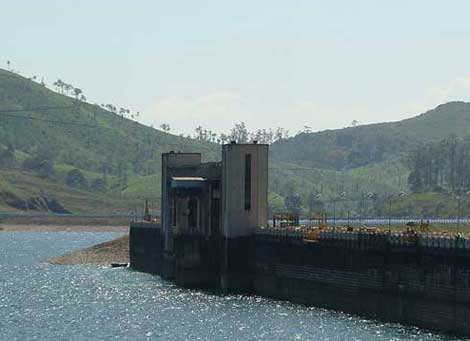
[[244, 154, 251, 210]]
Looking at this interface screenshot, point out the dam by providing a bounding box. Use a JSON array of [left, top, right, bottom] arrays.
[[130, 143, 470, 336]]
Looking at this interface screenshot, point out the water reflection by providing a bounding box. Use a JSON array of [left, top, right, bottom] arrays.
[[0, 232, 462, 340]]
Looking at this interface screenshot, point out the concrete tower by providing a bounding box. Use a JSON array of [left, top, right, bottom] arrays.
[[221, 142, 268, 238]]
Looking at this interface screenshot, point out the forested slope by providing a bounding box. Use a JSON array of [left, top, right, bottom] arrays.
[[270, 102, 470, 170]]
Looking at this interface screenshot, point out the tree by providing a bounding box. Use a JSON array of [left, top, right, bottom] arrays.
[[160, 123, 171, 132], [23, 154, 54, 178], [65, 169, 88, 188], [219, 133, 229, 144], [22, 146, 56, 178], [105, 104, 117, 113], [53, 79, 67, 94], [91, 178, 108, 192], [0, 145, 15, 167], [406, 136, 470, 194], [229, 122, 249, 143], [285, 194, 303, 214], [274, 127, 289, 141], [63, 83, 73, 95], [72, 88, 83, 100], [307, 191, 324, 215]]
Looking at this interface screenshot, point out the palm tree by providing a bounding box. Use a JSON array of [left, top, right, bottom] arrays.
[[72, 88, 83, 100], [53, 79, 65, 94], [64, 83, 73, 95]]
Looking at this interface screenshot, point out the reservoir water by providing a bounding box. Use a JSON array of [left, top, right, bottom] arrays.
[[0, 232, 464, 340]]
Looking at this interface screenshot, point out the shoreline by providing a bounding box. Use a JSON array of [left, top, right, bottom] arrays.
[[0, 223, 130, 265], [0, 224, 128, 233], [0, 215, 131, 226], [49, 235, 129, 265]]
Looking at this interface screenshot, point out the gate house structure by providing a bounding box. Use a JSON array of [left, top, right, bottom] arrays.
[[158, 142, 268, 289]]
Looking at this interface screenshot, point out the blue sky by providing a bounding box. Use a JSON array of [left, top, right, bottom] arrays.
[[3, 1, 470, 135]]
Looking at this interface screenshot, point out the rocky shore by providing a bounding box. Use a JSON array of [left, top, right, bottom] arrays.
[[49, 235, 129, 265]]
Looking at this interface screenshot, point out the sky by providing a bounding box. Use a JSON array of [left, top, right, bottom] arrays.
[[3, 0, 470, 136]]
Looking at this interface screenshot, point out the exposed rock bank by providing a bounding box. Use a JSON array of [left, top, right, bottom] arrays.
[[49, 235, 129, 265]]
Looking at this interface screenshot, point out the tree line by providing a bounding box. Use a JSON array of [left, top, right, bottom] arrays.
[[407, 136, 470, 193], [158, 122, 294, 144]]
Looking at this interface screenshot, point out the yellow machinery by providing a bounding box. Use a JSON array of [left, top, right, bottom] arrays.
[[419, 219, 430, 233], [305, 213, 328, 241]]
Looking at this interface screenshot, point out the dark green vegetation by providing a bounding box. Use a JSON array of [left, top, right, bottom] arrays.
[[407, 136, 470, 193], [271, 102, 470, 170], [269, 102, 470, 218], [1, 67, 470, 217]]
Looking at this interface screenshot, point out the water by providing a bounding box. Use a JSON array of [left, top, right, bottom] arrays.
[[0, 232, 465, 340]]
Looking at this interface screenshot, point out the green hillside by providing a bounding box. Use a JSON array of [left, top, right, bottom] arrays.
[[0, 69, 219, 213], [1, 67, 470, 217], [270, 101, 470, 170], [0, 69, 219, 171]]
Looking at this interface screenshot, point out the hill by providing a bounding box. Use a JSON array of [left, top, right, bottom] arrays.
[[270, 101, 470, 170], [0, 69, 219, 213], [2, 68, 470, 217], [0, 69, 218, 171]]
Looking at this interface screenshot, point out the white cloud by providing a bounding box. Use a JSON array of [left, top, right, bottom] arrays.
[[142, 92, 246, 135], [140, 76, 470, 137]]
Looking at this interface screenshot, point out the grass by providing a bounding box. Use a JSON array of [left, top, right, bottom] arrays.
[[0, 169, 135, 214]]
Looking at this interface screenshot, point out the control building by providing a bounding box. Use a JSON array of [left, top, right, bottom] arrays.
[[159, 142, 268, 289], [161, 142, 268, 242]]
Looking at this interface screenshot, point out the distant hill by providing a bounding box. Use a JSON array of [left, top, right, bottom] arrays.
[[2, 67, 470, 216], [270, 102, 470, 170]]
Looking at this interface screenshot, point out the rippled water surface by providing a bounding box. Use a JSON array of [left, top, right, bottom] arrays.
[[0, 232, 465, 340]]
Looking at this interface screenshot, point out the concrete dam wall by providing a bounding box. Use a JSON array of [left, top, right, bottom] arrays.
[[252, 233, 470, 335], [130, 223, 470, 336]]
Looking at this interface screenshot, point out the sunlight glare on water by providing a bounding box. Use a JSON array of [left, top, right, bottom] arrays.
[[0, 232, 463, 340]]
